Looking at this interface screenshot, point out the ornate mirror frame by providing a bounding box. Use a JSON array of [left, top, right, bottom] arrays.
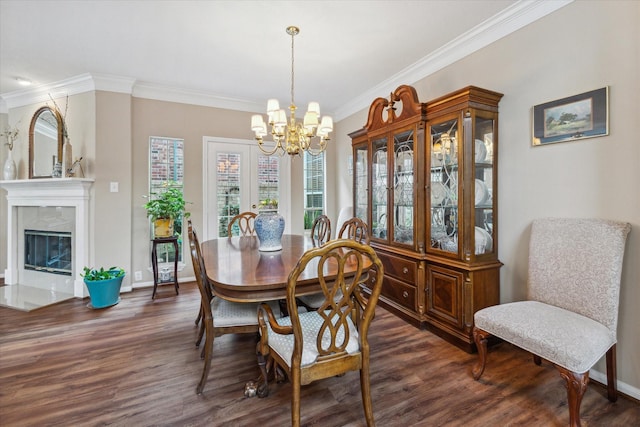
[[28, 106, 64, 179]]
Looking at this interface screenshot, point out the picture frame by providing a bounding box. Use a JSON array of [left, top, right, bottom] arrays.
[[532, 87, 608, 146]]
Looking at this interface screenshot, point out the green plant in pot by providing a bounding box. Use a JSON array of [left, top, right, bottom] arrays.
[[144, 183, 190, 238], [82, 266, 125, 309]]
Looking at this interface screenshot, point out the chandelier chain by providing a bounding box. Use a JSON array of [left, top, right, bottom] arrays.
[[290, 28, 295, 107]]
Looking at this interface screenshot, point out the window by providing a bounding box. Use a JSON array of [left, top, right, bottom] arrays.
[[303, 151, 325, 230], [149, 136, 185, 263]]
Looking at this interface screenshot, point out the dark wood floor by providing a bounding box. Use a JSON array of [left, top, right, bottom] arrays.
[[1, 282, 638, 427]]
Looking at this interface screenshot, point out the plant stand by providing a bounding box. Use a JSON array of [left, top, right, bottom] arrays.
[[151, 236, 179, 299]]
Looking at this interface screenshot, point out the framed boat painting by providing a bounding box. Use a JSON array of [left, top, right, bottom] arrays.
[[532, 87, 609, 146]]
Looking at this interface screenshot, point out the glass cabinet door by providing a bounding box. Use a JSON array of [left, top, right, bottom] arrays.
[[371, 136, 388, 240], [473, 115, 496, 257], [429, 118, 460, 254], [392, 129, 414, 246], [354, 144, 368, 223]]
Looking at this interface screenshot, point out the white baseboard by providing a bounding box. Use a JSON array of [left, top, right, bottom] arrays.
[[130, 276, 196, 291], [590, 369, 640, 400]]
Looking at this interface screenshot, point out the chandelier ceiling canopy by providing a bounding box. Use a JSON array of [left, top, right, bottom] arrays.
[[251, 26, 333, 156]]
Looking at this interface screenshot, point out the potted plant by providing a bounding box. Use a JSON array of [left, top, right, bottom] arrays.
[[82, 266, 126, 309], [144, 183, 190, 237]]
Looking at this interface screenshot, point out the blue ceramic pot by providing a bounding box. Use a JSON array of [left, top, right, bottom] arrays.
[[254, 210, 285, 252], [84, 275, 124, 309]]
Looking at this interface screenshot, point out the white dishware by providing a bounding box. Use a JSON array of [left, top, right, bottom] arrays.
[[431, 181, 447, 206], [475, 179, 489, 206], [475, 139, 487, 162], [474, 226, 493, 254]]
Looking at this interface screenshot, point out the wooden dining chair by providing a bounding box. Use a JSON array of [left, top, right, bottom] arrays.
[[338, 217, 370, 244], [310, 214, 331, 247], [227, 211, 257, 237], [472, 218, 631, 427], [298, 216, 369, 311], [256, 239, 384, 427], [187, 221, 280, 394]]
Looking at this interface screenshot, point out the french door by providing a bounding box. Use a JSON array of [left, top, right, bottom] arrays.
[[203, 137, 291, 240]]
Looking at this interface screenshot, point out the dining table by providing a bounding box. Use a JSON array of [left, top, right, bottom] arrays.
[[200, 234, 367, 302]]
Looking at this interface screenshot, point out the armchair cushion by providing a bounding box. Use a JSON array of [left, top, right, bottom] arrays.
[[265, 310, 360, 367], [475, 300, 615, 374]]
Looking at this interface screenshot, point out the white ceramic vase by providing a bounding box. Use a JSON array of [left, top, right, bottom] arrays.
[[3, 150, 17, 180]]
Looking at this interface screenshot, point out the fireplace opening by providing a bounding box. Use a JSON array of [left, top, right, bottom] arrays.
[[24, 229, 72, 276]]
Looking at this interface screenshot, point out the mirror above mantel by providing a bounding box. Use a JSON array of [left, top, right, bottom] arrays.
[[28, 106, 64, 179]]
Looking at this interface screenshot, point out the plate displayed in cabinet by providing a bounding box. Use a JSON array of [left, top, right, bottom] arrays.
[[475, 139, 487, 162], [431, 182, 447, 206], [475, 179, 489, 206], [475, 226, 493, 254]]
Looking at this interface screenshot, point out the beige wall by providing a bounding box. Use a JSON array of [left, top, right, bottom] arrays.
[[335, 0, 639, 392], [1, 0, 637, 394]]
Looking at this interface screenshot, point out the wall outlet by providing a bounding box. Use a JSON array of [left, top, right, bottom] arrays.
[[134, 271, 142, 281], [110, 182, 119, 192]]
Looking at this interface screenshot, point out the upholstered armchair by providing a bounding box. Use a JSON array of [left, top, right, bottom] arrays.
[[472, 218, 631, 427]]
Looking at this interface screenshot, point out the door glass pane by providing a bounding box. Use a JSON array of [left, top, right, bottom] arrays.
[[216, 153, 241, 237], [474, 116, 495, 256], [257, 154, 279, 205], [371, 137, 387, 240], [429, 119, 459, 253], [393, 129, 414, 245], [354, 145, 368, 223]]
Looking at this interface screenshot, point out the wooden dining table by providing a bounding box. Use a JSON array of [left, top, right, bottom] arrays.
[[201, 234, 361, 302]]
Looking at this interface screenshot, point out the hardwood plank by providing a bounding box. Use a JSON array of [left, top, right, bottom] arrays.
[[0, 282, 638, 426]]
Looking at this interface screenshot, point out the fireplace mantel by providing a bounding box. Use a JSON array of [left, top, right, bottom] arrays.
[[1, 178, 95, 297]]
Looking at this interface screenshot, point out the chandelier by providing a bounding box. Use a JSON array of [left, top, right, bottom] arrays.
[[251, 26, 333, 156]]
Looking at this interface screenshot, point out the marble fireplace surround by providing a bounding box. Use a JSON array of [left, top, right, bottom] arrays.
[[1, 178, 94, 298]]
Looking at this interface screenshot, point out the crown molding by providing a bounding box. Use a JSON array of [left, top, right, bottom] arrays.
[[1, 0, 572, 118], [132, 81, 262, 113], [333, 0, 574, 121], [0, 73, 136, 110]]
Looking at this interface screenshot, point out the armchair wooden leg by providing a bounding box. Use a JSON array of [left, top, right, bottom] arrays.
[[195, 305, 202, 326], [196, 321, 214, 394], [195, 319, 205, 348], [360, 358, 375, 426], [606, 345, 618, 402], [556, 366, 589, 427], [472, 327, 491, 380], [256, 350, 270, 398]]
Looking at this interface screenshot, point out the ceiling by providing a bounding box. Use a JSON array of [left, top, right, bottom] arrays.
[[0, 1, 571, 118]]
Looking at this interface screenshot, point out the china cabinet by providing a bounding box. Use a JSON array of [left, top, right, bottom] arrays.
[[351, 85, 503, 352]]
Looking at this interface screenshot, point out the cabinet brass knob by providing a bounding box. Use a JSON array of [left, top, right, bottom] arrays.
[[403, 291, 409, 298], [403, 267, 409, 274]]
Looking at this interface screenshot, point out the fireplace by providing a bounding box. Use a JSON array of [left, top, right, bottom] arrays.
[[0, 178, 94, 297], [24, 229, 73, 276]]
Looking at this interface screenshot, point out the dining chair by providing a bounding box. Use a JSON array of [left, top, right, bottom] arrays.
[[187, 221, 280, 394], [256, 238, 384, 427], [334, 206, 353, 239], [227, 211, 257, 237], [298, 215, 365, 310], [310, 214, 331, 247], [338, 217, 370, 244], [194, 211, 257, 341], [472, 218, 631, 427]]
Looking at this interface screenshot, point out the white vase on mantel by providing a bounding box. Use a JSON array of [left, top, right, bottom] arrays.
[[62, 136, 73, 178], [3, 150, 17, 180]]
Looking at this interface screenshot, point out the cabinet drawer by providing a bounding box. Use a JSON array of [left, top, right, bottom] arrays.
[[377, 252, 418, 284], [381, 275, 416, 312]]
